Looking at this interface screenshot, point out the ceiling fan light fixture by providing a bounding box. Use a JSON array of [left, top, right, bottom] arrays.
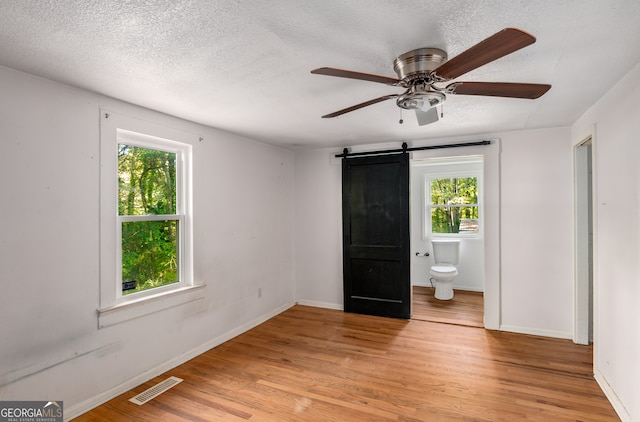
[[397, 90, 445, 111]]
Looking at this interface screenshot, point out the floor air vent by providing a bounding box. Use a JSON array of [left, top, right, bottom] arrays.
[[129, 376, 183, 405]]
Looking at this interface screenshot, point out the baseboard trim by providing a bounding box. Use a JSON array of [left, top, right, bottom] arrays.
[[412, 283, 483, 292], [296, 299, 343, 311], [594, 369, 631, 422], [65, 301, 296, 421], [499, 324, 572, 340], [453, 285, 484, 293]]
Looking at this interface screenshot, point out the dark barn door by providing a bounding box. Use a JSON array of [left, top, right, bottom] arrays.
[[342, 152, 410, 319]]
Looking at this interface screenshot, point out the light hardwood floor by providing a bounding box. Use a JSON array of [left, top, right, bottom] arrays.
[[412, 286, 484, 327], [74, 305, 618, 421]]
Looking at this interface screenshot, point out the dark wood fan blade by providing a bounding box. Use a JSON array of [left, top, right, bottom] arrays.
[[322, 94, 398, 118], [434, 28, 536, 80], [311, 67, 401, 86], [449, 82, 551, 99]]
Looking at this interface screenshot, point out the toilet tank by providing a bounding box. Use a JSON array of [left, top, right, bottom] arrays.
[[431, 239, 460, 265]]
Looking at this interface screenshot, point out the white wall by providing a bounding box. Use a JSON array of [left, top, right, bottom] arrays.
[[500, 127, 574, 338], [572, 62, 640, 422], [0, 65, 296, 418], [294, 151, 343, 309], [294, 127, 574, 339]]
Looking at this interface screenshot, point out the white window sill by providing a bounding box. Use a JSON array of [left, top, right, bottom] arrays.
[[97, 284, 205, 329]]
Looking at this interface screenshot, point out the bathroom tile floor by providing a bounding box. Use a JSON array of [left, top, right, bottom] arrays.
[[412, 286, 484, 327]]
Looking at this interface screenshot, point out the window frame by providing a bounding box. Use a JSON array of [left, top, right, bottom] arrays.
[[99, 110, 202, 328], [116, 133, 188, 301], [425, 169, 483, 238]]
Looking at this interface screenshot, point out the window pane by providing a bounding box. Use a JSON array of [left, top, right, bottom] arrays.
[[431, 177, 477, 205], [121, 220, 179, 295], [118, 144, 177, 216], [431, 206, 479, 233]]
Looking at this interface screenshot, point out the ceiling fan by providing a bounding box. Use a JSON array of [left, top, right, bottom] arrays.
[[311, 27, 551, 126]]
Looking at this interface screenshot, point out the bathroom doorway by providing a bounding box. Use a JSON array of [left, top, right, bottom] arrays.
[[410, 156, 485, 327]]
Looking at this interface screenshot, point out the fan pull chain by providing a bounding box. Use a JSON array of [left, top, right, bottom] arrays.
[[399, 109, 404, 124]]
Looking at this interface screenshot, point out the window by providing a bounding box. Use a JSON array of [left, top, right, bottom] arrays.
[[419, 155, 484, 239], [429, 176, 479, 234], [99, 110, 201, 328], [117, 140, 184, 297]]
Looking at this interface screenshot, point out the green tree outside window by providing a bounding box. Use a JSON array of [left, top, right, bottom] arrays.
[[118, 144, 179, 294], [430, 177, 479, 234]]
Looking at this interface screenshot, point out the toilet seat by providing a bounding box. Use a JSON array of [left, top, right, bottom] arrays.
[[430, 264, 457, 300], [430, 265, 457, 275]]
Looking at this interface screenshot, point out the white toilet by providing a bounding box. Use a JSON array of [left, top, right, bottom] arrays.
[[430, 239, 461, 300]]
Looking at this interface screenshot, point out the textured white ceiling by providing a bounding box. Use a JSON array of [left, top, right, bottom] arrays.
[[1, 0, 639, 149]]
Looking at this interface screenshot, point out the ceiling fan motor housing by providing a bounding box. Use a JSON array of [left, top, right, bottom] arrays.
[[393, 48, 448, 83], [394, 48, 448, 110]]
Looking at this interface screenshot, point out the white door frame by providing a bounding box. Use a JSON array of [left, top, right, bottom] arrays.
[[573, 136, 593, 345]]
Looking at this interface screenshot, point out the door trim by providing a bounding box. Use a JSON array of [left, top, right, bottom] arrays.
[[574, 136, 594, 345]]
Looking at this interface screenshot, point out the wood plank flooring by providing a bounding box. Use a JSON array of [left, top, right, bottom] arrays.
[[412, 286, 484, 327], [74, 305, 619, 421]]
